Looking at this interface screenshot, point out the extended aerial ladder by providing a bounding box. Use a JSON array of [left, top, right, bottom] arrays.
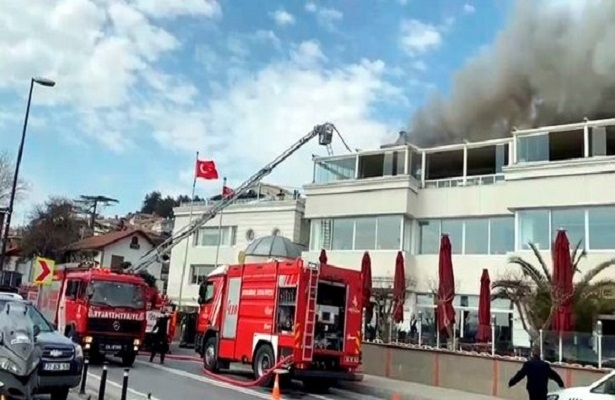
[[130, 122, 351, 273]]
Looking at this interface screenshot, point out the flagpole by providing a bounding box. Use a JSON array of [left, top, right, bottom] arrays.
[[214, 177, 226, 268], [178, 151, 199, 310]]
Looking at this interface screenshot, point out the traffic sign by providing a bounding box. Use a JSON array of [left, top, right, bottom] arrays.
[[33, 257, 55, 285]]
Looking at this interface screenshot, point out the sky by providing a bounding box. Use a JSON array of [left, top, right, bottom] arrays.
[[0, 0, 520, 223]]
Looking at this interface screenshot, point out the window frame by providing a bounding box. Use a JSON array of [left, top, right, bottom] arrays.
[[190, 264, 216, 285]]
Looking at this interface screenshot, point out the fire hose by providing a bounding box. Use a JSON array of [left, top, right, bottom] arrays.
[[202, 355, 293, 387]]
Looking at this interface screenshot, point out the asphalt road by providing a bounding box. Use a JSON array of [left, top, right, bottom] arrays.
[[79, 352, 394, 400]]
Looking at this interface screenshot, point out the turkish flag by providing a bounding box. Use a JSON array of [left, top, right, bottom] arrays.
[[222, 185, 235, 198], [195, 160, 219, 180]]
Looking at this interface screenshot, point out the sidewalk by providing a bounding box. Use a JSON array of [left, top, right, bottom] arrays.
[[338, 375, 506, 400]]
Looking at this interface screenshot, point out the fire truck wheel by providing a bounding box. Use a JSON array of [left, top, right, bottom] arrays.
[[252, 344, 275, 387], [122, 352, 137, 367], [203, 337, 220, 373], [50, 387, 70, 400]]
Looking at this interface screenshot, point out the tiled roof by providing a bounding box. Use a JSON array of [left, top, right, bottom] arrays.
[[68, 229, 155, 251]]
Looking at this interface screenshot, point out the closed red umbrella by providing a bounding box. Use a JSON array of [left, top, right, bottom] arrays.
[[552, 230, 574, 332], [361, 252, 373, 322], [437, 235, 456, 336], [475, 269, 491, 343], [392, 251, 405, 324]]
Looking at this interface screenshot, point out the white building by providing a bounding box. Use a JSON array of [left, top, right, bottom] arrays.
[[65, 229, 163, 285], [167, 197, 309, 308], [303, 117, 615, 344]]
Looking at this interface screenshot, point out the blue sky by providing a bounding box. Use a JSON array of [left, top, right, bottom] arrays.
[[0, 0, 517, 223]]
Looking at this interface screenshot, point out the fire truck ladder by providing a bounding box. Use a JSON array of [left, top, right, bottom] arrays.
[[302, 263, 320, 362], [131, 123, 352, 273]]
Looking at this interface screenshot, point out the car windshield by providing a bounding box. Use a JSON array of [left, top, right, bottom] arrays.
[[0, 300, 54, 333], [89, 281, 145, 309]]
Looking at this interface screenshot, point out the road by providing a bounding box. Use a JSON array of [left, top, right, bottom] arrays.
[[78, 351, 395, 400]]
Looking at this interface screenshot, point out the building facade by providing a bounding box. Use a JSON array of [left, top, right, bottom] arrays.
[[303, 117, 615, 345], [167, 197, 309, 307]]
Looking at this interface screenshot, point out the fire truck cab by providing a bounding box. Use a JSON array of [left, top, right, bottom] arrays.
[[38, 262, 148, 366], [195, 258, 363, 392]]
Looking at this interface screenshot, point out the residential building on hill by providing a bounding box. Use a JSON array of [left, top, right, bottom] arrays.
[[302, 116, 615, 347], [167, 190, 308, 308]]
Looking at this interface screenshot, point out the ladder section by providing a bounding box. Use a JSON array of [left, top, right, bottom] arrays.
[[302, 265, 320, 361]]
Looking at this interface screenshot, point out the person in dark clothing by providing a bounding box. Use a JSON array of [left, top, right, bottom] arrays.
[[509, 347, 565, 400], [149, 311, 170, 364]]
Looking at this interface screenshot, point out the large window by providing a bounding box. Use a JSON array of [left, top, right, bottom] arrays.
[[588, 207, 615, 250], [358, 151, 406, 179], [517, 210, 550, 250], [309, 216, 404, 251], [465, 219, 489, 254], [313, 156, 357, 184], [190, 264, 216, 284], [516, 133, 549, 163], [194, 226, 237, 247], [551, 209, 585, 248], [418, 216, 514, 255]]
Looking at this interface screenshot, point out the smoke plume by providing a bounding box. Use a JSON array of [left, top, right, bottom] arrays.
[[410, 0, 615, 146]]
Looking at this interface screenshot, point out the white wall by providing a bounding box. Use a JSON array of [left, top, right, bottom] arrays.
[[99, 235, 162, 280], [167, 199, 306, 306]]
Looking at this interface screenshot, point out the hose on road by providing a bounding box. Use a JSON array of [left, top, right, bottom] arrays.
[[201, 355, 293, 388]]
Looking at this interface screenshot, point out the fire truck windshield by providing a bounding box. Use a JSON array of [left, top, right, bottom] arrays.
[[88, 280, 145, 309]]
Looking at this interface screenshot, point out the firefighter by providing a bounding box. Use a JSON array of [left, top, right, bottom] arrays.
[[508, 346, 565, 400], [149, 310, 170, 364]]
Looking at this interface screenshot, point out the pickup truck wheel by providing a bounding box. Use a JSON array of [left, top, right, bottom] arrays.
[[122, 352, 137, 367], [253, 345, 274, 387], [203, 337, 219, 373], [50, 387, 70, 400]]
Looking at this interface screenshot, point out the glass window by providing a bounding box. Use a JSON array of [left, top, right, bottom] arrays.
[[410, 150, 422, 181], [355, 218, 376, 250], [551, 209, 586, 248], [376, 216, 402, 250], [332, 219, 354, 250], [591, 126, 607, 157], [403, 218, 413, 252], [441, 219, 463, 254], [194, 227, 236, 247], [490, 217, 514, 254], [418, 220, 440, 254], [314, 156, 356, 184], [0, 301, 55, 333], [383, 150, 406, 176], [517, 210, 550, 250], [516, 133, 549, 163], [191, 264, 215, 285], [495, 144, 508, 173], [465, 219, 489, 254], [310, 219, 332, 251], [588, 207, 615, 250]]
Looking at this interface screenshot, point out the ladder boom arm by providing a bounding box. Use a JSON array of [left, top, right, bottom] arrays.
[[132, 123, 336, 272]]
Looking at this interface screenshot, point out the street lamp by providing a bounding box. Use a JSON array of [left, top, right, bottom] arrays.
[[0, 77, 56, 270]]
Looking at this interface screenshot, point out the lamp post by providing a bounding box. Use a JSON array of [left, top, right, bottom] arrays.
[[0, 77, 55, 270]]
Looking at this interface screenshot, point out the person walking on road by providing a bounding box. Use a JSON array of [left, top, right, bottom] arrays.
[[149, 310, 170, 364], [508, 347, 565, 400]]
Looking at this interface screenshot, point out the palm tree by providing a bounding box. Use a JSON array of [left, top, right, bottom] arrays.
[[492, 241, 615, 340]]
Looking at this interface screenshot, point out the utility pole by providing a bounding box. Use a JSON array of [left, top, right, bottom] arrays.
[[74, 195, 119, 234]]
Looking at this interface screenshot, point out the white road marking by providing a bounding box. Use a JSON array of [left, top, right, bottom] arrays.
[[87, 372, 162, 400], [134, 360, 285, 400]]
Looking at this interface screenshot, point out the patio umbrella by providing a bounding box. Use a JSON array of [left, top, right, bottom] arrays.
[[361, 252, 373, 323], [552, 230, 574, 332], [475, 269, 491, 343], [392, 251, 405, 324], [437, 234, 456, 336]]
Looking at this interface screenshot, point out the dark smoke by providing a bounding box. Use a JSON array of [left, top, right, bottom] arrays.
[[410, 0, 615, 146]]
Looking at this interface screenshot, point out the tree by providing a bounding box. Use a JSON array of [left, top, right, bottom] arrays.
[[492, 242, 615, 340], [140, 191, 204, 219], [0, 151, 27, 206], [20, 197, 85, 261], [370, 277, 415, 341]]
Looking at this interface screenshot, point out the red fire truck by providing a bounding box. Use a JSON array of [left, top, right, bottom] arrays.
[[37, 262, 149, 366], [194, 258, 363, 391]]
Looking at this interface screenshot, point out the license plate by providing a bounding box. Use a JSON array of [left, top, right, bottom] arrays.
[[103, 344, 122, 352], [43, 363, 70, 371]]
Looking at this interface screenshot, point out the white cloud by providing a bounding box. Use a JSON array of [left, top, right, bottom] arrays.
[[400, 19, 443, 57], [132, 0, 221, 19], [255, 30, 281, 48], [304, 2, 343, 29], [270, 9, 295, 26], [463, 4, 476, 14]]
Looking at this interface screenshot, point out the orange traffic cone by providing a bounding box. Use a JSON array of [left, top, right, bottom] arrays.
[[391, 393, 400, 400], [271, 374, 281, 400]]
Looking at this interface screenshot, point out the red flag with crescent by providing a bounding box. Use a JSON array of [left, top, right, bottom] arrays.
[[195, 160, 219, 180]]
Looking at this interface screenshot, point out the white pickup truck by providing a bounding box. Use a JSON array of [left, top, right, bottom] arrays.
[[548, 371, 615, 399]]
